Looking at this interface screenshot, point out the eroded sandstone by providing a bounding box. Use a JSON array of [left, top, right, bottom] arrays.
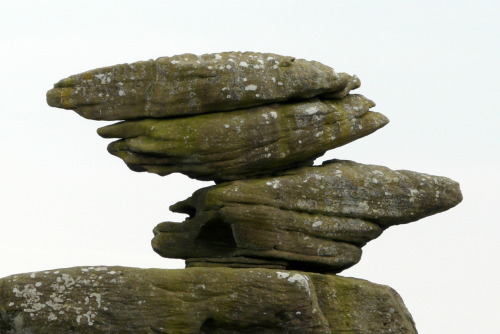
[[46, 52, 360, 120], [152, 160, 462, 272], [0, 266, 417, 334], [98, 94, 388, 181]]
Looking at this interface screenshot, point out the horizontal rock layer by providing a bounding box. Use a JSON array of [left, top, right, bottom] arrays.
[[98, 94, 388, 181], [0, 266, 417, 334], [153, 160, 462, 272], [46, 52, 360, 120]]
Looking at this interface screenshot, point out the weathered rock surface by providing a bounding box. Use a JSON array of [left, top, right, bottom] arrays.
[[46, 52, 360, 120], [98, 94, 388, 181], [0, 266, 417, 334], [153, 160, 462, 272]]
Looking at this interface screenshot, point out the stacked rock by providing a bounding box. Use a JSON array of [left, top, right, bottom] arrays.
[[46, 51, 462, 274], [0, 51, 460, 333]]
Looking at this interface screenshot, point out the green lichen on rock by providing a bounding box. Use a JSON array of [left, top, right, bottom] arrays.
[[98, 94, 388, 181], [152, 160, 462, 272], [46, 52, 360, 121], [0, 266, 417, 334]]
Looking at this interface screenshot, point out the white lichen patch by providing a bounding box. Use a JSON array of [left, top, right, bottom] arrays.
[[90, 293, 102, 308], [244, 84, 258, 91], [358, 201, 370, 211], [94, 73, 112, 84], [409, 188, 419, 202], [8, 267, 121, 326], [93, 267, 108, 272], [312, 221, 323, 228], [266, 180, 281, 189], [305, 107, 319, 115], [276, 272, 311, 296], [12, 284, 44, 313], [276, 272, 290, 279]]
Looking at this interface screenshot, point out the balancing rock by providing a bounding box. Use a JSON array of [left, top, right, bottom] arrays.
[[98, 94, 388, 181], [152, 160, 462, 272], [38, 51, 464, 333], [46, 52, 360, 121], [0, 266, 417, 334]]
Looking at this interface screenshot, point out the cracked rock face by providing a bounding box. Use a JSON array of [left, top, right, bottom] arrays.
[[152, 160, 462, 272], [0, 266, 417, 334], [98, 94, 388, 181], [46, 52, 360, 121]]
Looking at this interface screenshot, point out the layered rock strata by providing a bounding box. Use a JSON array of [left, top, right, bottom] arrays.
[[0, 266, 417, 334], [153, 160, 462, 272]]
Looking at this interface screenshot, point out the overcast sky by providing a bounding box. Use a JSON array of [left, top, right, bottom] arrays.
[[1, 1, 498, 333]]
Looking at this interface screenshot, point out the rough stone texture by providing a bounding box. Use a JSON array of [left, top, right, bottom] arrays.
[[152, 160, 462, 272], [46, 52, 360, 120], [98, 94, 388, 181], [0, 266, 417, 334]]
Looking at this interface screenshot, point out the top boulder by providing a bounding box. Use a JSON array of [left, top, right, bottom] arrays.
[[46, 52, 360, 120]]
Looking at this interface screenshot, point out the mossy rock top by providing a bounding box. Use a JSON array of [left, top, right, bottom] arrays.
[[47, 51, 360, 121]]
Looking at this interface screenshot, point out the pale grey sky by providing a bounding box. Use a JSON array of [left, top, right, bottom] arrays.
[[1, 1, 499, 333]]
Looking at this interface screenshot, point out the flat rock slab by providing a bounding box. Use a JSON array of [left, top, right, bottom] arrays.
[[153, 160, 462, 272], [0, 266, 417, 334], [46, 52, 360, 120], [98, 94, 388, 181]]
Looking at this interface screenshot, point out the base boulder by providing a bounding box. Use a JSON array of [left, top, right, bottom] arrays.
[[0, 266, 416, 334]]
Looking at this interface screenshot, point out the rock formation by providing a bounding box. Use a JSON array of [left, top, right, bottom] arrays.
[[152, 160, 462, 273], [0, 52, 462, 333], [0, 267, 416, 334], [46, 52, 360, 120], [97, 95, 388, 181]]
